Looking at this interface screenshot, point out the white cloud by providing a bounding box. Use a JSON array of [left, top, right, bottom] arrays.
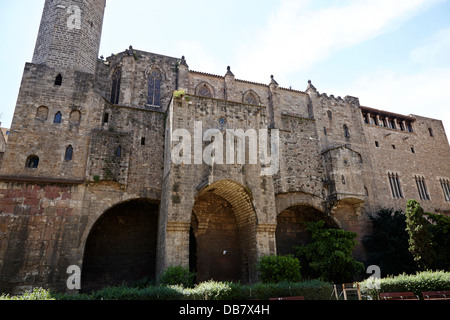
[[231, 0, 444, 84], [343, 66, 450, 135], [342, 25, 450, 135]]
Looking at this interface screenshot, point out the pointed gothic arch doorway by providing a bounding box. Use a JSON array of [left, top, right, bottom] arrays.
[[81, 198, 159, 292], [190, 180, 257, 284]]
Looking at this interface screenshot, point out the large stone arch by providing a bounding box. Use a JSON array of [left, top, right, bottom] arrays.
[[275, 192, 339, 256], [190, 180, 258, 284], [81, 198, 159, 292]]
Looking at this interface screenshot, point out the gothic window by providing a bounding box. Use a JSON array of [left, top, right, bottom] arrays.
[[197, 83, 212, 98], [110, 69, 121, 105], [415, 176, 430, 201], [388, 172, 403, 199], [36, 106, 49, 121], [343, 124, 350, 139], [440, 179, 450, 202], [243, 91, 260, 105], [65, 145, 73, 161], [55, 74, 62, 86], [26, 155, 39, 169], [147, 69, 162, 106], [54, 111, 62, 124]]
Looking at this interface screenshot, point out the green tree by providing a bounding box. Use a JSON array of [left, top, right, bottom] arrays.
[[426, 212, 450, 271], [362, 208, 417, 276], [405, 199, 434, 270], [295, 220, 364, 283]]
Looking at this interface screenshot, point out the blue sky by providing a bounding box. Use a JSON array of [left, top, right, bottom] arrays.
[[1, 0, 450, 135]]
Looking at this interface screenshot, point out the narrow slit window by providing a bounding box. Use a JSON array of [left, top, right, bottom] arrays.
[[116, 145, 122, 158], [343, 125, 350, 139]]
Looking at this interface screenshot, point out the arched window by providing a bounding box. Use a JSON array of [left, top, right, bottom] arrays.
[[343, 124, 350, 139], [197, 83, 212, 98], [147, 69, 162, 106], [26, 155, 39, 169], [55, 74, 62, 86], [110, 69, 121, 104], [65, 145, 73, 161], [243, 90, 260, 105], [54, 111, 62, 124]]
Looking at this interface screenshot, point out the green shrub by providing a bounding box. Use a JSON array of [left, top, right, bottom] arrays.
[[241, 280, 332, 300], [257, 255, 301, 283], [296, 220, 364, 283], [0, 288, 55, 300], [158, 266, 196, 288], [360, 270, 450, 300], [184, 281, 243, 300]]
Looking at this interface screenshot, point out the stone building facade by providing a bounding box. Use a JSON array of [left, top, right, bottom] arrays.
[[1, 0, 450, 294]]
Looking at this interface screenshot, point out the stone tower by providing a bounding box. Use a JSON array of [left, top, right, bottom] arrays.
[[0, 0, 107, 182], [32, 0, 106, 74]]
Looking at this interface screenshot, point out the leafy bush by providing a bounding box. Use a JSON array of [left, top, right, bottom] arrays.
[[360, 270, 450, 300], [0, 288, 55, 300], [1, 280, 333, 300], [184, 281, 242, 300], [295, 220, 364, 283], [257, 255, 301, 283], [157, 265, 196, 288]]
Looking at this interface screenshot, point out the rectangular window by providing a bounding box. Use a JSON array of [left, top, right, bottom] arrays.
[[415, 176, 430, 201], [388, 172, 403, 199], [440, 179, 450, 202]]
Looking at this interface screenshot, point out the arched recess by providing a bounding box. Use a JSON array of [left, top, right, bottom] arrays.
[[275, 192, 338, 256], [195, 81, 215, 98], [190, 180, 257, 284], [81, 198, 159, 293]]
